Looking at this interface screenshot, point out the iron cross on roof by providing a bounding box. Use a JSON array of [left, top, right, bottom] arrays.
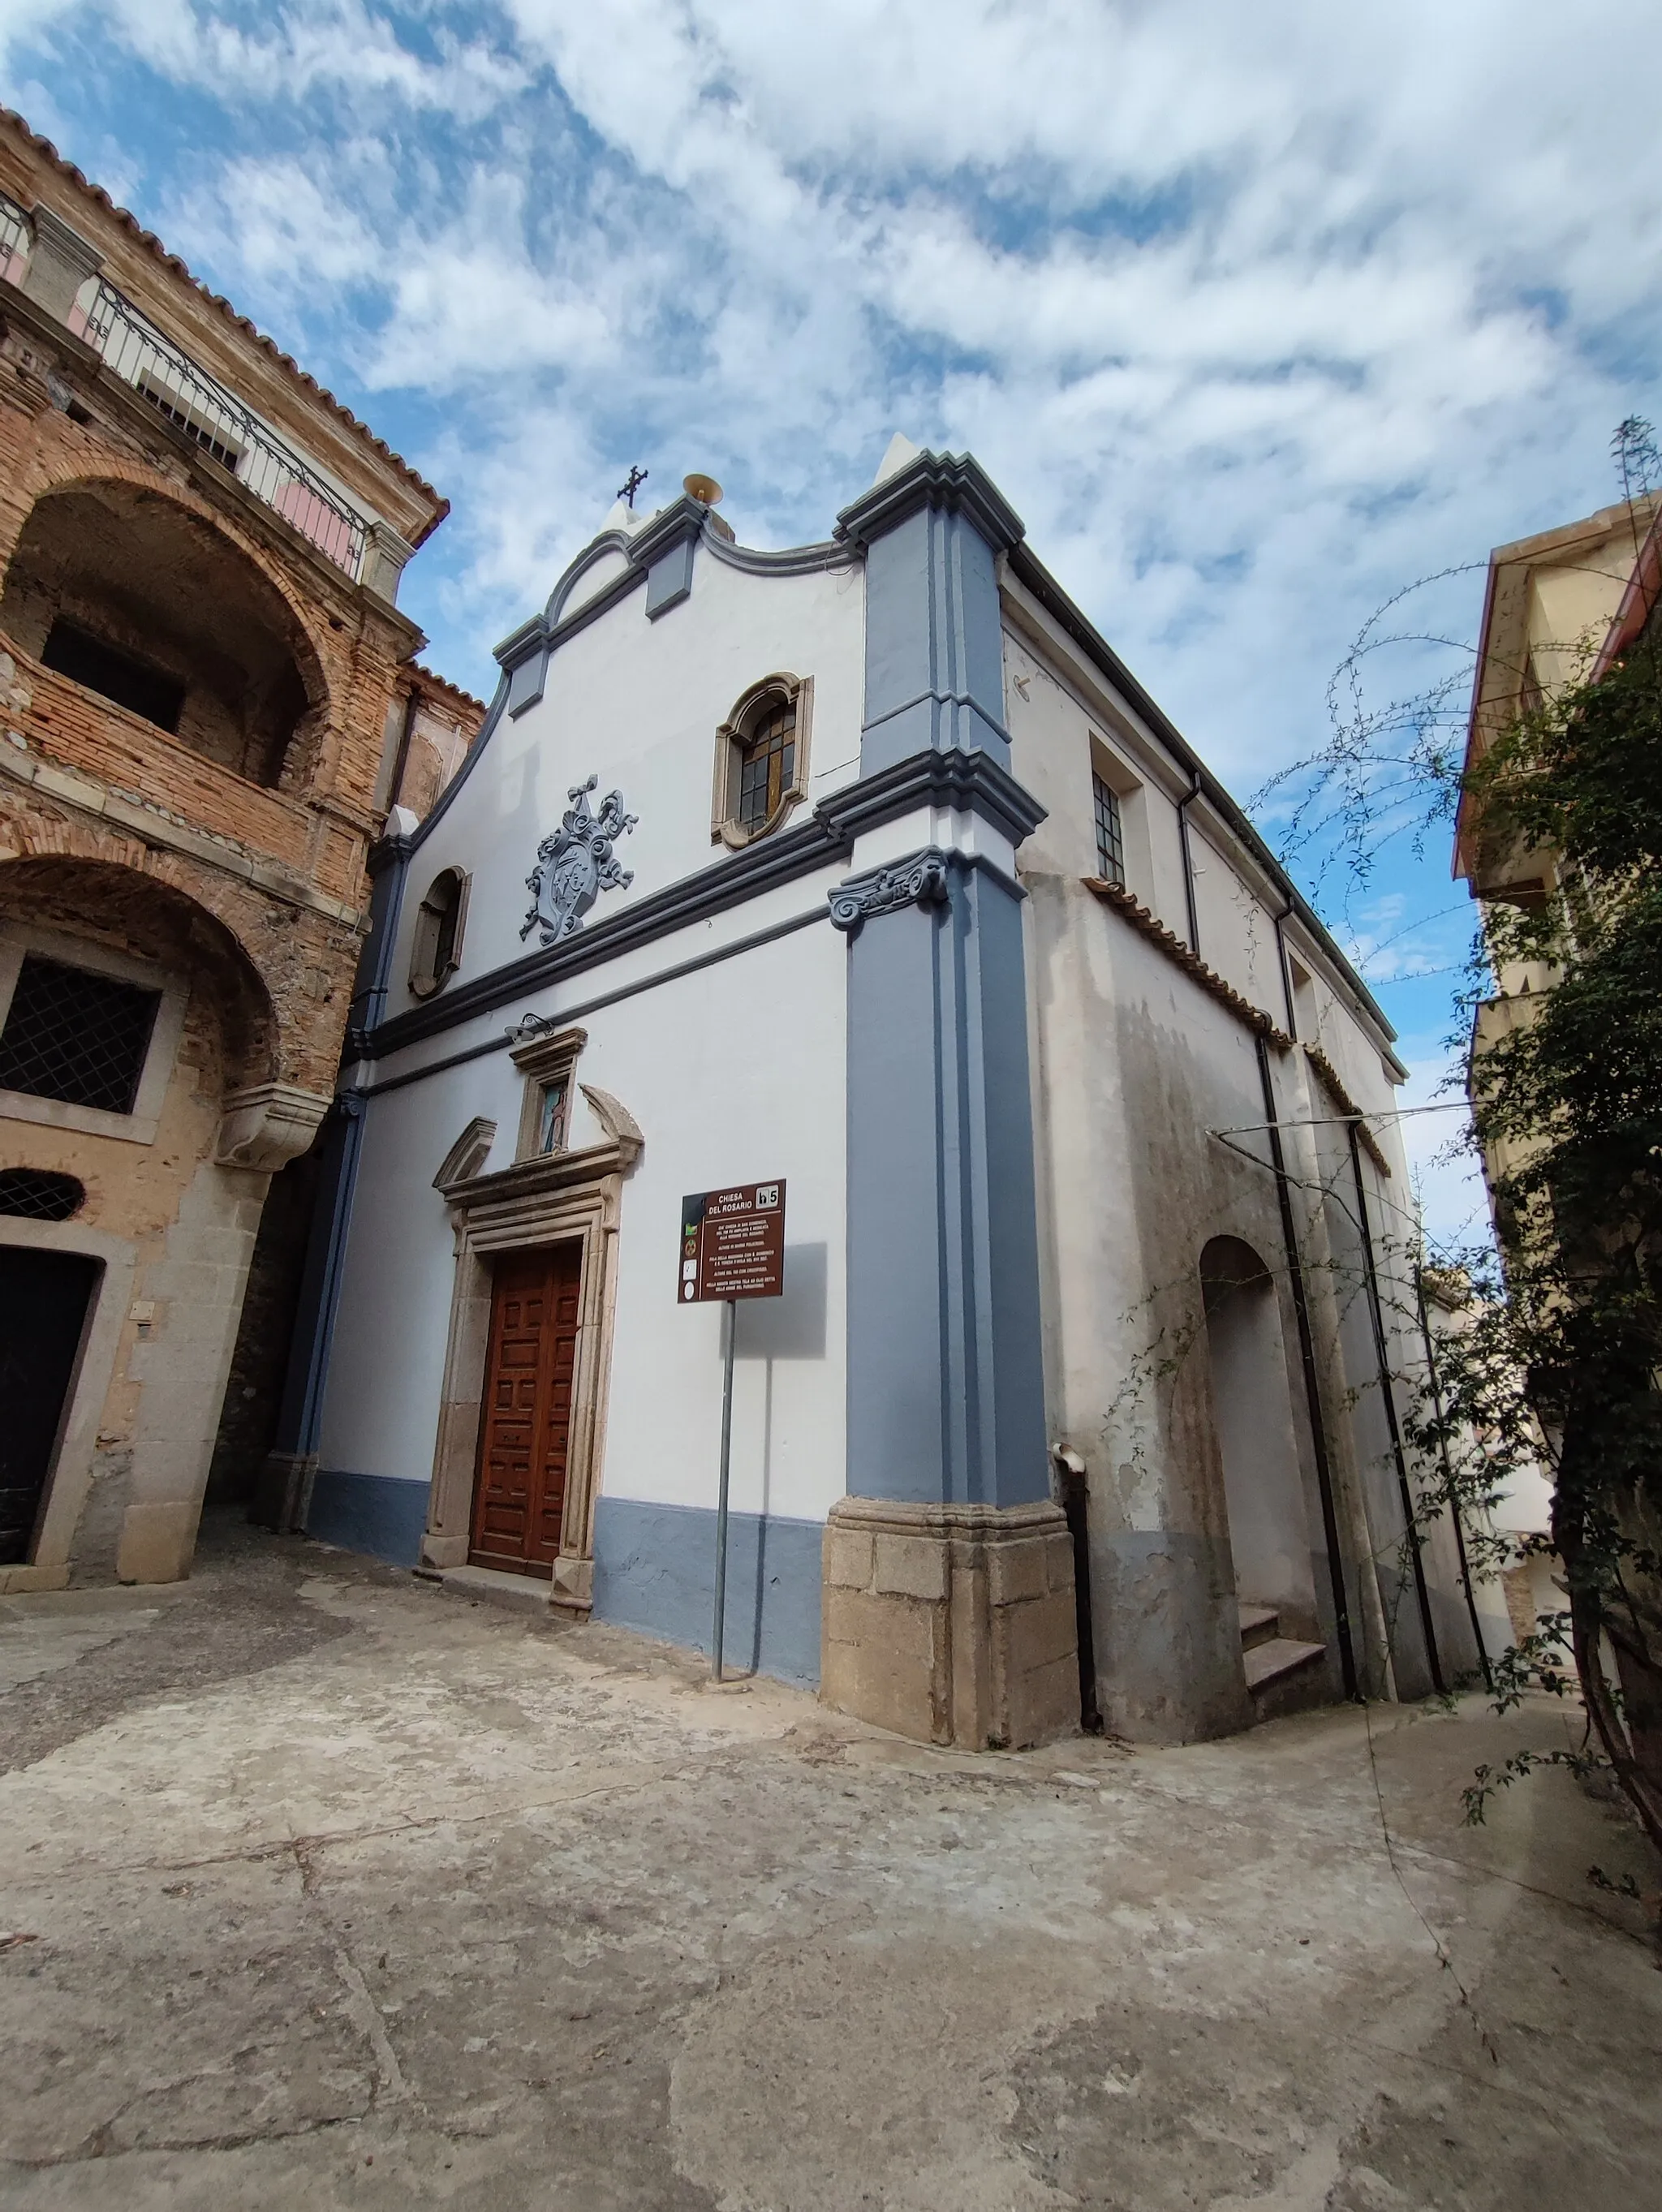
[[618, 465, 648, 509]]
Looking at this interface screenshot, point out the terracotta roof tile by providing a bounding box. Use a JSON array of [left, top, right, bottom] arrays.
[[2, 106, 449, 543]]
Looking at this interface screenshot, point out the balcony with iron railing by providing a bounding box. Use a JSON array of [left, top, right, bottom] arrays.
[[0, 190, 368, 582]]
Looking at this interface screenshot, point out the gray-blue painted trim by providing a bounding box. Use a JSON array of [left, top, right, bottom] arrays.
[[278, 1095, 365, 1462], [273, 817, 414, 1465], [701, 529, 854, 579], [358, 906, 829, 1100], [506, 652, 545, 718], [307, 1469, 430, 1568], [843, 854, 1050, 1509], [833, 448, 1025, 557], [828, 845, 950, 932], [403, 510, 852, 871], [592, 1495, 824, 1686], [644, 535, 695, 618], [358, 746, 1043, 1061], [841, 453, 1020, 775], [543, 529, 636, 625]]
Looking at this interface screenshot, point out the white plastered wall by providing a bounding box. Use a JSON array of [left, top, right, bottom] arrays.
[[383, 545, 867, 1022], [319, 534, 860, 1539], [999, 573, 1479, 1725]]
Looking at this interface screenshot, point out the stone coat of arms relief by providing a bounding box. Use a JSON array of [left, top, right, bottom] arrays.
[[521, 778, 638, 946]]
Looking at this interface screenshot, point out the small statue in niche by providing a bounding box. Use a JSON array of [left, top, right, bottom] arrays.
[[522, 778, 637, 945]]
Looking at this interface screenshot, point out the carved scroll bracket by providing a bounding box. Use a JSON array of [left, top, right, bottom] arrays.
[[829, 846, 952, 936]]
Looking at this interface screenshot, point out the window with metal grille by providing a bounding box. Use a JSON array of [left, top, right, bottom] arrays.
[[0, 1167, 84, 1221], [1092, 772, 1126, 887], [736, 703, 796, 833], [0, 956, 161, 1114]]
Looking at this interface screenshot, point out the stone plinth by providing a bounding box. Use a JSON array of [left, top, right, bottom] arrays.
[[820, 1496, 1079, 1749]]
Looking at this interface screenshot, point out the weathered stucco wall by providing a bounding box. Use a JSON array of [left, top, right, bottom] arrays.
[[0, 123, 452, 1589], [1004, 571, 1482, 1739]]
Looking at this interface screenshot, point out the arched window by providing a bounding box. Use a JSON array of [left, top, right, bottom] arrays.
[[713, 674, 812, 849], [409, 867, 469, 1000]]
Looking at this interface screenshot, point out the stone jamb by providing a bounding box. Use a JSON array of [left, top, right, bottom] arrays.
[[508, 1024, 588, 1162], [422, 1138, 633, 1612], [0, 1215, 135, 1593]]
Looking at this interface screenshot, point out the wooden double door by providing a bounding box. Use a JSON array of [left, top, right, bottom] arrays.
[[469, 1242, 583, 1577]]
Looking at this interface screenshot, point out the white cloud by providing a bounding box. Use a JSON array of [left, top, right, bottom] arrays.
[[6, 0, 1660, 800], [1391, 1040, 1491, 1260]]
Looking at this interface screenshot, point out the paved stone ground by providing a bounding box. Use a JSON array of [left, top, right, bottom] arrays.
[[2, 1517, 1659, 2211]]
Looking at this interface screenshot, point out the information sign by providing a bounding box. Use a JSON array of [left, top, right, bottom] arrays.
[[678, 1181, 786, 1302]]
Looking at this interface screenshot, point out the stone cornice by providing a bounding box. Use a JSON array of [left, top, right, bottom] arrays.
[[443, 1136, 638, 1211], [358, 747, 1047, 1060], [833, 450, 1026, 555], [819, 744, 1046, 847], [0, 742, 364, 927], [626, 494, 708, 566]]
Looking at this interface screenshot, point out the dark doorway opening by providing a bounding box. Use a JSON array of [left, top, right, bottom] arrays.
[[1056, 1461, 1104, 1734], [0, 1244, 99, 1564]]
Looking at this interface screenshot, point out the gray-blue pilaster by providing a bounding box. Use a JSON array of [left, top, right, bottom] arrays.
[[834, 452, 1023, 772], [833, 451, 1050, 1511]]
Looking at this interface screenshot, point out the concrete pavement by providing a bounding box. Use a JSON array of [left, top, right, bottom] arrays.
[[2, 1518, 1658, 2210]]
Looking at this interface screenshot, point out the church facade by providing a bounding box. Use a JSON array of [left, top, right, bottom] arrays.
[[299, 441, 1481, 1748]]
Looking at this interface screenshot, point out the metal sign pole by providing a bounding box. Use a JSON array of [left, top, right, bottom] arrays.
[[711, 1296, 737, 1682]]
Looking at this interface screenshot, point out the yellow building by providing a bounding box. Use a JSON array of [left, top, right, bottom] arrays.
[[1457, 489, 1660, 1177]]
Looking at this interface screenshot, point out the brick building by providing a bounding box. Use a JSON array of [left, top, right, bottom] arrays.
[[0, 109, 475, 1591]]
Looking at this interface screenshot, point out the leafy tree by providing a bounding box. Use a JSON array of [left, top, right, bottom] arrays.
[[1272, 420, 1662, 1861]]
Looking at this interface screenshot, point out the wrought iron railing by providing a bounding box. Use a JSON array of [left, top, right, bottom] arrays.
[[80, 280, 367, 579], [0, 192, 31, 286]]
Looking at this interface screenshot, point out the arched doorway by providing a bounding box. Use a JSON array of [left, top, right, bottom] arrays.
[[1199, 1237, 1319, 1639], [0, 854, 295, 1585]]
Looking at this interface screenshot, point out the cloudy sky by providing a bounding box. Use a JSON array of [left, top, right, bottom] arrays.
[[6, 0, 1660, 1246]]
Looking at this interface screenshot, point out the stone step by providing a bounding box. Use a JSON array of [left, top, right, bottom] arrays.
[[1238, 1602, 1281, 1650], [411, 1563, 553, 1616], [1243, 1636, 1326, 1693]]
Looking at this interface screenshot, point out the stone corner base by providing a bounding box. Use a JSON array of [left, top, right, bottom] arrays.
[[820, 1495, 1079, 1750], [549, 1550, 594, 1616], [114, 1500, 199, 1585], [250, 1451, 316, 1536]]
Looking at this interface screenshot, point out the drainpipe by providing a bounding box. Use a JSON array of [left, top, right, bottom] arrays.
[[1346, 1122, 1445, 1693], [1272, 897, 1298, 1039], [258, 828, 414, 1534], [1255, 1034, 1358, 1699], [1052, 1444, 1103, 1733], [1414, 1271, 1494, 1693], [382, 678, 420, 816], [1177, 770, 1202, 956]]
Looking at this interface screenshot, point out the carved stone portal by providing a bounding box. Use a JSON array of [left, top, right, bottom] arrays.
[[521, 777, 637, 946]]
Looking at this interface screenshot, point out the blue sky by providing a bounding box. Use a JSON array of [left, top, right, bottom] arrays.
[[6, 0, 1660, 1248]]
